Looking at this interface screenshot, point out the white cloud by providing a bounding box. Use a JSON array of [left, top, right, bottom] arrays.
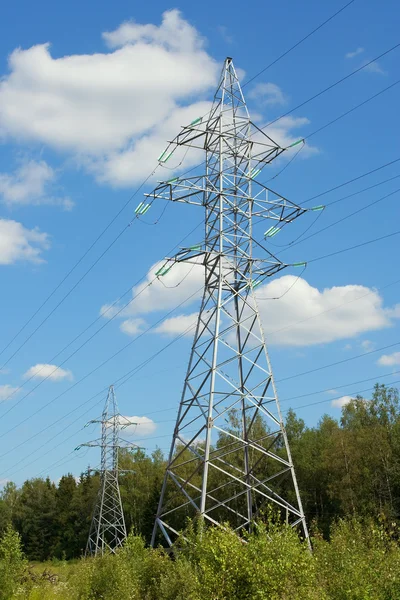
[[0, 10, 219, 186], [346, 47, 364, 59], [101, 258, 204, 322], [87, 100, 211, 187], [0, 218, 50, 265], [0, 159, 72, 209], [105, 261, 398, 346], [119, 318, 146, 336], [377, 352, 400, 367], [154, 312, 198, 336], [23, 363, 73, 381], [256, 276, 396, 346], [363, 60, 387, 75], [0, 384, 19, 401], [248, 82, 287, 106], [360, 339, 375, 352], [331, 395, 355, 408], [0, 11, 318, 188], [258, 115, 318, 158], [119, 415, 156, 437]]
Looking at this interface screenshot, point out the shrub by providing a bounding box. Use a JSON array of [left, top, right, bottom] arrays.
[[0, 526, 26, 600]]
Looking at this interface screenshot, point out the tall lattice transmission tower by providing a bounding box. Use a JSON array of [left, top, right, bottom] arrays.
[[79, 385, 129, 556], [146, 57, 314, 549]]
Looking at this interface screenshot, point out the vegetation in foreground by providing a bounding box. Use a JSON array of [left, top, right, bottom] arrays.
[[1, 383, 400, 597], [1, 384, 400, 561], [2, 518, 400, 599]]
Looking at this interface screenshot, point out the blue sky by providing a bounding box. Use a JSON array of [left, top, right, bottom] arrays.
[[0, 0, 400, 485]]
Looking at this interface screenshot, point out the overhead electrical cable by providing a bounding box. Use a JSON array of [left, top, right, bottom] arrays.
[[306, 228, 400, 264], [280, 369, 400, 404], [301, 157, 400, 204], [303, 79, 400, 141], [282, 378, 400, 414], [0, 285, 203, 443], [277, 340, 400, 383], [0, 220, 202, 411], [6, 273, 400, 475], [0, 166, 160, 364], [277, 187, 400, 254], [1, 321, 197, 476], [242, 0, 357, 87], [261, 41, 400, 131]]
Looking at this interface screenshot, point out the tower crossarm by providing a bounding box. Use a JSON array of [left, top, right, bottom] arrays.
[[145, 175, 311, 227]]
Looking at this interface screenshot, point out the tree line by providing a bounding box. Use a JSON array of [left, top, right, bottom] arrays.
[[0, 383, 399, 561]]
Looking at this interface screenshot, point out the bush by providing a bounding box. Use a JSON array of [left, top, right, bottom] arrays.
[[0, 526, 26, 600], [314, 518, 400, 599]]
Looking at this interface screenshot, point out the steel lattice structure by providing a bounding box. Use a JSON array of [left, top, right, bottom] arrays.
[[147, 57, 311, 548], [81, 385, 128, 556]]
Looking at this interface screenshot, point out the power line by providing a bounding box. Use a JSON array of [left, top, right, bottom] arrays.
[[281, 369, 400, 404], [261, 41, 400, 131], [302, 156, 400, 204], [323, 173, 400, 208], [6, 268, 400, 469], [5, 226, 399, 461], [27, 367, 400, 481], [0, 220, 202, 411], [0, 276, 156, 417], [304, 79, 400, 141], [0, 286, 202, 445], [283, 378, 400, 414], [242, 0, 357, 87], [1, 323, 196, 477], [277, 341, 400, 383], [7, 270, 400, 472], [306, 228, 400, 264], [0, 167, 159, 365], [278, 187, 400, 253]]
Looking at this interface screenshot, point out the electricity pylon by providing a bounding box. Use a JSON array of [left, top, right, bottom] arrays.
[[147, 57, 314, 549], [78, 385, 129, 556]]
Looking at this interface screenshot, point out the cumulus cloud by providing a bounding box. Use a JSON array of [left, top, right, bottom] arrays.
[[258, 277, 396, 346], [248, 82, 287, 106], [331, 395, 356, 408], [0, 218, 50, 265], [23, 364, 73, 381], [154, 312, 198, 336], [377, 352, 400, 367], [0, 10, 317, 188], [119, 415, 156, 437], [105, 261, 399, 346], [0, 10, 218, 187], [0, 384, 19, 401], [119, 318, 146, 336], [86, 100, 211, 187], [346, 47, 364, 59], [363, 60, 387, 75], [0, 159, 72, 209], [100, 258, 204, 320], [360, 339, 375, 352]]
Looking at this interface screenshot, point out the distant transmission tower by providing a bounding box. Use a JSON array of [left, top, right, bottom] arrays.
[[79, 385, 129, 556], [147, 57, 314, 548]]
